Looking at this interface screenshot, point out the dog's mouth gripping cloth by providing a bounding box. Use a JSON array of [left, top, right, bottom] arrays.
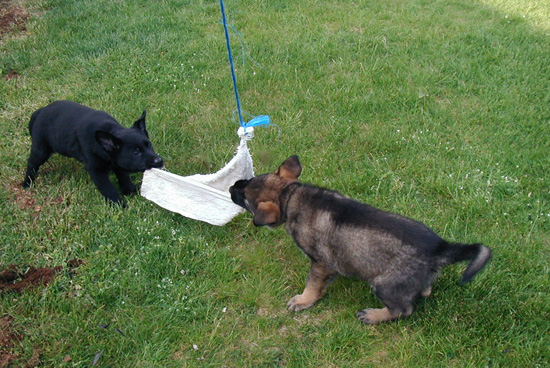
[[140, 0, 271, 226]]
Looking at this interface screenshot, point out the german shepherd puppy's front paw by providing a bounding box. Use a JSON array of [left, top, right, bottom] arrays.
[[356, 308, 385, 325], [287, 294, 316, 312], [356, 307, 406, 325]]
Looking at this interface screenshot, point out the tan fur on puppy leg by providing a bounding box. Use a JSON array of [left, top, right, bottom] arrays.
[[287, 262, 336, 312], [287, 288, 321, 312], [421, 286, 432, 298], [356, 308, 399, 325]]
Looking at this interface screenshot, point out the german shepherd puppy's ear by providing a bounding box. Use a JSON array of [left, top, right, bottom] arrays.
[[275, 155, 302, 181], [253, 201, 280, 226]]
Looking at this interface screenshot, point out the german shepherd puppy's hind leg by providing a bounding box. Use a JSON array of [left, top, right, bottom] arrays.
[[357, 286, 416, 324], [287, 262, 337, 312], [421, 286, 432, 298]]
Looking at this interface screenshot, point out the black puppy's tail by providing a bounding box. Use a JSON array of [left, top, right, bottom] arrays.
[[438, 243, 492, 284], [28, 108, 42, 134]]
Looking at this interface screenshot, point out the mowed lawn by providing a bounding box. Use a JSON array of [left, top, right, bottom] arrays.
[[1, 0, 549, 367]]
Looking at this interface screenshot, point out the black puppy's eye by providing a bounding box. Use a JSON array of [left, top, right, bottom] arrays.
[[145, 142, 151, 148], [134, 147, 142, 155]]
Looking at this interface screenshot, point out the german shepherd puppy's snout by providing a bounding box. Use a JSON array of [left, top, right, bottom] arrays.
[[229, 155, 491, 324], [230, 179, 250, 210], [22, 100, 164, 205]]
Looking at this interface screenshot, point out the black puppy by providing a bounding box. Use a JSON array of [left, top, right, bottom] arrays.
[[22, 100, 164, 205]]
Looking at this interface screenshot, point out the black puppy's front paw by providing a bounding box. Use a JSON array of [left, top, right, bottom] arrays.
[[115, 171, 137, 196], [106, 196, 127, 208], [121, 184, 138, 196]]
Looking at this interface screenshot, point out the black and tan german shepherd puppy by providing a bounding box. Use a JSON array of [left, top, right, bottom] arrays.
[[229, 155, 491, 324]]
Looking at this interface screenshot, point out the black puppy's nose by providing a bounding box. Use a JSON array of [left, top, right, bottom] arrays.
[[150, 156, 164, 168]]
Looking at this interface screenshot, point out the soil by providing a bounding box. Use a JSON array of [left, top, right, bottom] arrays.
[[0, 0, 28, 36], [1, 0, 30, 81], [0, 259, 85, 294], [9, 180, 68, 216], [8, 182, 37, 212], [0, 264, 62, 294], [0, 315, 21, 368], [0, 315, 42, 368], [3, 69, 19, 80], [0, 260, 84, 367]]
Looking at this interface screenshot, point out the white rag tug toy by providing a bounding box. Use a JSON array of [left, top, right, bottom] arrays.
[[141, 0, 269, 226], [141, 128, 255, 226]]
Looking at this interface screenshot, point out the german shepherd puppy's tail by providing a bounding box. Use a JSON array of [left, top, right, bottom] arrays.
[[438, 243, 492, 284]]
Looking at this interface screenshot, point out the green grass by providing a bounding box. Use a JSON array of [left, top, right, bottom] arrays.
[[1, 0, 549, 366]]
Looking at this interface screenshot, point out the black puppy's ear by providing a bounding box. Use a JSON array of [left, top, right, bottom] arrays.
[[132, 110, 149, 137], [275, 155, 301, 181], [253, 201, 280, 226], [95, 131, 121, 152]]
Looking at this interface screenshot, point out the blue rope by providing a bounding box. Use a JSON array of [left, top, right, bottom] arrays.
[[219, 0, 270, 130], [219, 0, 245, 126]]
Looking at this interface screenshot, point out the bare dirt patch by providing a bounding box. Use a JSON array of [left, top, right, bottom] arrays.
[[1, 0, 30, 81], [0, 315, 43, 368], [0, 259, 84, 294], [0, 315, 22, 368], [0, 0, 29, 36], [8, 180, 69, 217], [8, 181, 38, 212], [4, 70, 19, 80], [0, 264, 62, 294], [0, 261, 84, 366]]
